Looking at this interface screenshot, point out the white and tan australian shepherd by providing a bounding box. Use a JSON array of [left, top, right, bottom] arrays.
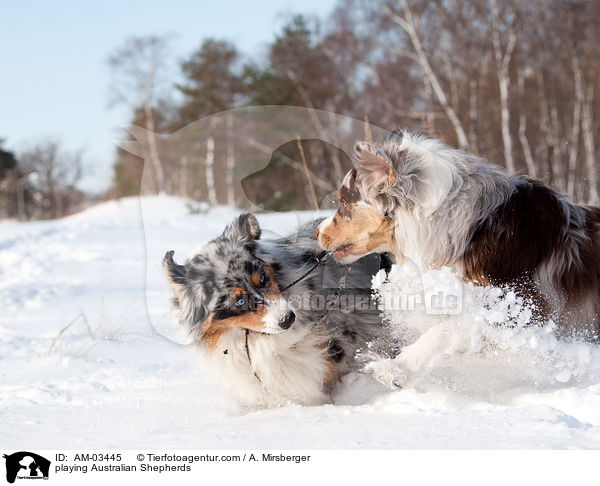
[[314, 130, 600, 387]]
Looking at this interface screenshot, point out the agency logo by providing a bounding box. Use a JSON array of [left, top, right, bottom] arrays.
[[2, 452, 50, 483]]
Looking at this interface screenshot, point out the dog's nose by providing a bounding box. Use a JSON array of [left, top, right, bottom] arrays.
[[278, 311, 296, 330]]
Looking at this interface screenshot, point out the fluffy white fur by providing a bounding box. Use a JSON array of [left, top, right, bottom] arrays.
[[199, 324, 331, 408], [261, 297, 293, 334]]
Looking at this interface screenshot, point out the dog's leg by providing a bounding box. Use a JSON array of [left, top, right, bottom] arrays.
[[367, 322, 476, 389], [366, 357, 410, 389]]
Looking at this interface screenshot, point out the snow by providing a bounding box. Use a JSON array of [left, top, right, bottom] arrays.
[[2, 196, 600, 449]]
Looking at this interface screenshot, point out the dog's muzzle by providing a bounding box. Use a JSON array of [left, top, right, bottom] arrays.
[[262, 298, 296, 333]]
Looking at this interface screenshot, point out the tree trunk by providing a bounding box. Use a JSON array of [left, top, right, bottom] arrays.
[[179, 155, 188, 198], [383, 1, 470, 150], [205, 136, 218, 206], [517, 69, 536, 178], [297, 138, 320, 212], [423, 75, 436, 135], [226, 113, 235, 207], [567, 54, 583, 199], [327, 109, 345, 183], [144, 101, 165, 195], [468, 77, 479, 154], [496, 63, 514, 173], [582, 86, 598, 205], [550, 103, 565, 192], [491, 0, 516, 174], [536, 71, 552, 181]]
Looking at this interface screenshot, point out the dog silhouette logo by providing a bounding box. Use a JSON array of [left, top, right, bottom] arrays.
[[3, 452, 50, 483]]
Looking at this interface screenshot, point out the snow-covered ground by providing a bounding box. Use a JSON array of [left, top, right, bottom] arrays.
[[2, 196, 600, 449]]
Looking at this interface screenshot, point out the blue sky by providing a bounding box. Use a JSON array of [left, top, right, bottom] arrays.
[[0, 0, 336, 192]]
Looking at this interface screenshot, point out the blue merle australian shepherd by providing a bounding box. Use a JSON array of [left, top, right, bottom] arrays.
[[163, 214, 390, 408]]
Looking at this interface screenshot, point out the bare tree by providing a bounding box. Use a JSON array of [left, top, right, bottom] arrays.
[[226, 113, 236, 207], [106, 0, 600, 208], [108, 35, 173, 195], [517, 68, 536, 177], [582, 85, 598, 205], [382, 0, 470, 149], [296, 137, 320, 211], [567, 53, 583, 198], [179, 154, 189, 198], [205, 135, 217, 206], [20, 139, 83, 219], [491, 0, 517, 174]]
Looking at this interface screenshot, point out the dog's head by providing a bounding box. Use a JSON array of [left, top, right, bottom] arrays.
[[313, 132, 404, 263], [314, 130, 452, 263], [163, 213, 295, 346]]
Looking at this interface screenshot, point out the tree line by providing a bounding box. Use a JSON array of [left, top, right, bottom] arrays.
[[2, 0, 598, 219], [0, 138, 85, 220], [111, 0, 600, 211]]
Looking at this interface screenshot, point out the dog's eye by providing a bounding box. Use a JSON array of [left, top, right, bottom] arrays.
[[259, 272, 266, 286], [339, 200, 352, 219], [235, 297, 246, 308]]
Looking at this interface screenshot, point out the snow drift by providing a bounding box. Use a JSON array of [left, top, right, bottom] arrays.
[[1, 196, 599, 449]]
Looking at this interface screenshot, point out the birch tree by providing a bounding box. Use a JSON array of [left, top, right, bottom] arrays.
[[567, 53, 583, 198], [205, 136, 217, 206], [491, 0, 517, 174], [382, 0, 470, 150], [517, 68, 536, 177], [226, 113, 235, 207], [582, 85, 598, 205], [108, 36, 173, 195]]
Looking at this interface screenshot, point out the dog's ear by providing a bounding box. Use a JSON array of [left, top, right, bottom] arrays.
[[353, 141, 397, 190], [223, 213, 261, 241], [163, 250, 187, 302]]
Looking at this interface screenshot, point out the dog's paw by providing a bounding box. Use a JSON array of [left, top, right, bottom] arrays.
[[365, 359, 409, 390]]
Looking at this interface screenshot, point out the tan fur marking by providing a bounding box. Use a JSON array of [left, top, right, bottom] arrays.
[[319, 205, 392, 260], [316, 342, 339, 389], [323, 361, 339, 389], [265, 266, 280, 294], [231, 287, 245, 298], [200, 308, 269, 349]]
